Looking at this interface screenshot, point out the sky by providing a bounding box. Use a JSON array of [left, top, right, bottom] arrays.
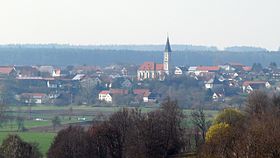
[[0, 0, 280, 50]]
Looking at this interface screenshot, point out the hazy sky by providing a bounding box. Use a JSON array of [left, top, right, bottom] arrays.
[[0, 0, 280, 50]]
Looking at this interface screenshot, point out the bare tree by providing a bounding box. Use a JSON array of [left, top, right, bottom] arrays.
[[191, 108, 209, 145]]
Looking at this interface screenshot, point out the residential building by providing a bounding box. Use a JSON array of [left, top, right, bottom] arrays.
[[98, 90, 112, 103]]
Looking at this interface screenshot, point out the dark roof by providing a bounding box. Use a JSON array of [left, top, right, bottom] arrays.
[[164, 37, 172, 52]]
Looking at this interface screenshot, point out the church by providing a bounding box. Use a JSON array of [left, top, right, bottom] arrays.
[[137, 37, 172, 81]]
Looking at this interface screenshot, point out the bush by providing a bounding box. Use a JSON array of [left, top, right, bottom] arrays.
[[0, 134, 42, 158]]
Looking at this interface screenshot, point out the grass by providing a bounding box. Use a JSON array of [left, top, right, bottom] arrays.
[[0, 132, 56, 156]]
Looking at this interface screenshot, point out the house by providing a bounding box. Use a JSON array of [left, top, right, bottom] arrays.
[[133, 89, 151, 102], [242, 81, 271, 93], [20, 93, 48, 104], [0, 66, 17, 77], [212, 88, 225, 102], [174, 66, 188, 75], [137, 62, 165, 81], [98, 90, 112, 103]]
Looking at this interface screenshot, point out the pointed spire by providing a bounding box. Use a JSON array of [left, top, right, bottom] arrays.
[[165, 36, 172, 52]]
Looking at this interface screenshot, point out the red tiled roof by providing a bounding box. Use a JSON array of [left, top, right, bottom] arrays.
[[99, 90, 110, 95], [139, 62, 164, 71], [139, 62, 155, 71], [0, 67, 14, 75], [196, 66, 220, 71], [133, 89, 150, 95], [243, 81, 267, 86], [156, 64, 164, 71], [110, 89, 128, 95], [242, 66, 252, 71]]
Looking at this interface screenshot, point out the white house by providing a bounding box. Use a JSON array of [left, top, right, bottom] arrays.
[[242, 81, 271, 93], [98, 90, 112, 103]]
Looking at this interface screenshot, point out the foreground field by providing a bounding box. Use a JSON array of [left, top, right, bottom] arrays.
[[0, 105, 219, 157]]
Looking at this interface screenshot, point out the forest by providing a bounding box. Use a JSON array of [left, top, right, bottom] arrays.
[[0, 47, 279, 66]]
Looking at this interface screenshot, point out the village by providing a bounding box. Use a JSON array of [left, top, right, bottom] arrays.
[[0, 39, 278, 108]]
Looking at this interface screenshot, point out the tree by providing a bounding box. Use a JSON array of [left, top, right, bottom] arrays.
[[214, 108, 245, 126], [246, 91, 271, 118], [205, 123, 230, 143], [0, 135, 42, 158], [47, 126, 91, 158], [159, 98, 185, 157], [191, 108, 210, 144], [100, 108, 132, 158], [52, 116, 61, 131]]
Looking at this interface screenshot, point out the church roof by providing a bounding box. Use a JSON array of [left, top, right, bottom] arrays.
[[138, 62, 164, 71], [165, 37, 172, 52]]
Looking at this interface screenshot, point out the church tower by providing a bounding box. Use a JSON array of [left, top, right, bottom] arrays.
[[163, 37, 172, 75]]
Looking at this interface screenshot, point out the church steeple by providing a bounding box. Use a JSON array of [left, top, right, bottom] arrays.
[[165, 37, 172, 52], [163, 36, 172, 75]]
